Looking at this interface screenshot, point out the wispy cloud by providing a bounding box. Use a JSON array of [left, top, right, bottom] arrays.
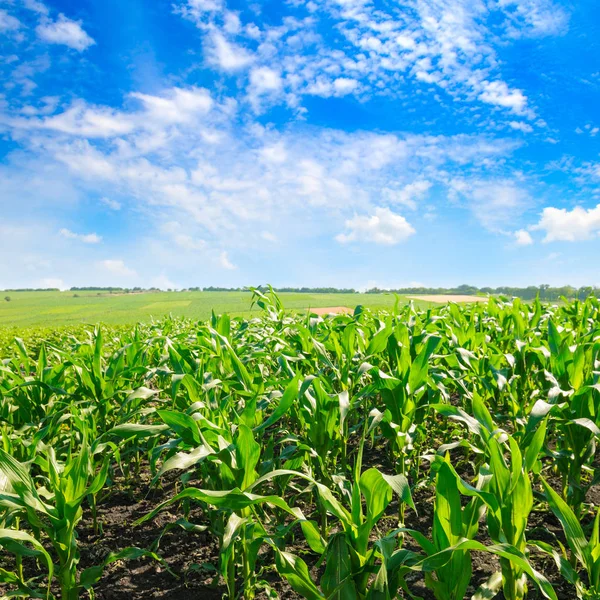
[[59, 228, 102, 244], [174, 0, 566, 117]]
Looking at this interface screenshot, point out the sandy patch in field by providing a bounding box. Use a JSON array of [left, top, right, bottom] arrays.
[[408, 295, 488, 304], [309, 306, 353, 315]]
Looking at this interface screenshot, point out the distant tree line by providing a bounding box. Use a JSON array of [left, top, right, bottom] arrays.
[[365, 284, 600, 301], [69, 287, 160, 293], [2, 285, 599, 301], [199, 286, 357, 293], [2, 288, 60, 292]]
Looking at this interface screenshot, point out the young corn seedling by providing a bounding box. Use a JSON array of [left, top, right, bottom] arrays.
[[0, 439, 162, 599], [400, 454, 484, 600], [268, 436, 416, 599], [434, 395, 548, 600], [532, 478, 600, 599]]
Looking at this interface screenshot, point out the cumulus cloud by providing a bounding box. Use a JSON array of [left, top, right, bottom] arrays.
[[59, 228, 102, 243], [218, 251, 236, 269], [207, 31, 253, 71], [36, 14, 95, 51], [479, 81, 529, 114], [514, 229, 533, 245], [336, 208, 415, 245], [509, 121, 534, 133], [0, 78, 529, 285], [99, 259, 137, 277], [533, 204, 600, 242], [249, 67, 282, 93]]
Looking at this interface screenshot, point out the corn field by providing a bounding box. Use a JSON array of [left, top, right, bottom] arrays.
[[1, 288, 600, 599]]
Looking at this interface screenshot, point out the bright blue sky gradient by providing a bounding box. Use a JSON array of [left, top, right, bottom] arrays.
[[1, 0, 599, 289]]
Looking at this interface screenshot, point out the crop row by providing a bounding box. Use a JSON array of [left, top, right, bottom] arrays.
[[0, 289, 599, 599]]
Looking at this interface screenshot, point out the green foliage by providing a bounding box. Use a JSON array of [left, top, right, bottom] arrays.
[[0, 292, 599, 598]]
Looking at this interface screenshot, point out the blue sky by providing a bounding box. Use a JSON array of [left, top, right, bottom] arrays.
[[0, 0, 599, 290]]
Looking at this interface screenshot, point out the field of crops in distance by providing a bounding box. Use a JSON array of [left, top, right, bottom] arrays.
[[0, 290, 437, 329], [0, 288, 598, 600]]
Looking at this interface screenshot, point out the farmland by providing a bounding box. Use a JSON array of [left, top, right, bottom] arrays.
[[0, 288, 598, 599], [0, 290, 435, 329]]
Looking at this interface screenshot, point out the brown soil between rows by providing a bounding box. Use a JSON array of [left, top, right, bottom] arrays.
[[308, 306, 353, 315], [0, 446, 581, 599]]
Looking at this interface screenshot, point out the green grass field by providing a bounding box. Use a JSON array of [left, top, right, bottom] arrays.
[[0, 290, 434, 329]]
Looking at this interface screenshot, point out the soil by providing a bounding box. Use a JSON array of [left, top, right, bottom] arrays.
[[0, 449, 583, 599], [308, 306, 353, 316]]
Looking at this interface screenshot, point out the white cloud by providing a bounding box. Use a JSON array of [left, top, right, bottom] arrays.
[[498, 0, 569, 37], [479, 81, 529, 115], [0, 79, 527, 283], [509, 121, 534, 133], [333, 78, 359, 96], [176, 0, 225, 20], [218, 251, 236, 269], [207, 31, 253, 71], [151, 274, 179, 290], [307, 77, 359, 98], [173, 0, 557, 116], [100, 197, 121, 210], [38, 277, 66, 290], [7, 87, 214, 138], [249, 67, 282, 92], [130, 87, 213, 124], [99, 259, 137, 277], [336, 207, 415, 245], [451, 180, 530, 230], [36, 14, 95, 51], [0, 9, 21, 32], [174, 233, 207, 251], [59, 228, 102, 244], [23, 0, 50, 16], [37, 102, 135, 137], [260, 142, 287, 164], [383, 180, 432, 210], [514, 229, 533, 245], [533, 204, 600, 242]]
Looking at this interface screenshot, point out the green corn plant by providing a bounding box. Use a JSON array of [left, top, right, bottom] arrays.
[[0, 441, 106, 599], [531, 478, 600, 599], [434, 395, 548, 600], [399, 454, 484, 600], [136, 469, 321, 599], [0, 439, 162, 599], [266, 437, 415, 598], [136, 420, 318, 599]]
